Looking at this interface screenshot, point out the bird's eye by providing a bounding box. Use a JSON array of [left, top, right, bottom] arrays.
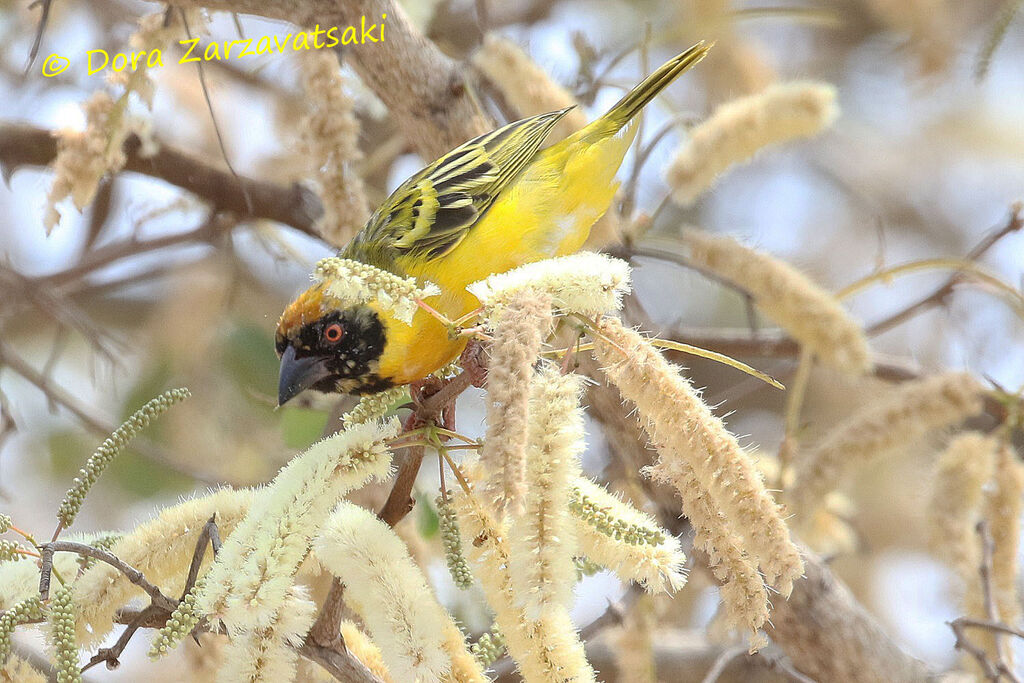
[[323, 323, 344, 343]]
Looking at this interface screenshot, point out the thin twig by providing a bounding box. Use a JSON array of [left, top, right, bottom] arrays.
[[867, 203, 1023, 336], [701, 644, 749, 683], [82, 603, 165, 673], [949, 521, 1022, 682], [24, 0, 54, 73], [39, 541, 177, 611], [178, 9, 254, 214], [181, 514, 221, 599]]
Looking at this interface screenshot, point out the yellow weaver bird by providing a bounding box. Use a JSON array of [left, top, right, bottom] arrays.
[[276, 42, 710, 404]]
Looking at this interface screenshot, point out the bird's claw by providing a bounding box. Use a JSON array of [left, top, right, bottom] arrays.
[[459, 340, 488, 388]]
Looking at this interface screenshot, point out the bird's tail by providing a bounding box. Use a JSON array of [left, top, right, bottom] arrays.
[[599, 41, 711, 134]]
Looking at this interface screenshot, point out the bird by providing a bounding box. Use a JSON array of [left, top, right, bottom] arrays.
[[276, 42, 710, 405]]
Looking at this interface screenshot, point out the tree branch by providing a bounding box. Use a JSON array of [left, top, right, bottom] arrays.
[[0, 122, 322, 235], [170, 0, 494, 161], [867, 202, 1023, 337], [38, 541, 178, 612]]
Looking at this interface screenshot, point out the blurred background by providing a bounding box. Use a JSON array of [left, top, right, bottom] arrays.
[[0, 0, 1022, 679]]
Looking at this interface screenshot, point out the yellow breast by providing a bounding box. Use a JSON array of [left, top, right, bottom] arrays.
[[373, 124, 636, 385]]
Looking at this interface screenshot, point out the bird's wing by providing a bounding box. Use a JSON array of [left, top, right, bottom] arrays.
[[346, 107, 575, 262]]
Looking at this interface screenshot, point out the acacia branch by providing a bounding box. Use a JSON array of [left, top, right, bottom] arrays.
[[38, 541, 178, 612], [867, 202, 1023, 336], [0, 122, 322, 235], [170, 0, 493, 160]]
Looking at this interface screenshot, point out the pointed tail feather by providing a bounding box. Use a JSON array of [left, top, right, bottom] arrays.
[[600, 42, 711, 133]]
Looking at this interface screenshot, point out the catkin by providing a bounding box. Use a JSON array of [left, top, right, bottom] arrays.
[[437, 495, 474, 589], [468, 252, 631, 319], [74, 487, 254, 647], [314, 257, 441, 325], [0, 654, 46, 682], [0, 540, 27, 563], [666, 81, 838, 205], [217, 585, 316, 683], [452, 469, 596, 683], [48, 586, 80, 683], [198, 419, 398, 631], [0, 597, 43, 665], [314, 502, 486, 683], [343, 386, 409, 429], [927, 432, 998, 572], [298, 50, 369, 248], [569, 477, 687, 594], [480, 291, 553, 515], [509, 368, 584, 618], [473, 34, 588, 141], [792, 372, 985, 520], [340, 621, 394, 682], [57, 388, 191, 529], [663, 457, 770, 633], [984, 444, 1023, 629], [684, 231, 871, 374], [44, 12, 187, 231], [594, 317, 803, 602]]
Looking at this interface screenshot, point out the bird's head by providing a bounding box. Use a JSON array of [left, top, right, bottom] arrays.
[[274, 283, 391, 405]]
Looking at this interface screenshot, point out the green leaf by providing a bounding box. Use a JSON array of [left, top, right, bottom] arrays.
[[418, 493, 440, 539]]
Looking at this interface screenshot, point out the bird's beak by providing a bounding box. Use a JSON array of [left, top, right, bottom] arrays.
[[278, 346, 332, 406]]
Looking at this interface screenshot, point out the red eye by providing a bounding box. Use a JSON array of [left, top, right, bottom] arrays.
[[324, 323, 344, 343]]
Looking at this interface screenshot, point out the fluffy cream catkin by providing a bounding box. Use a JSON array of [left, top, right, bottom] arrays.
[[217, 585, 316, 683], [508, 368, 584, 618], [73, 488, 254, 647], [43, 12, 190, 232], [197, 419, 398, 631], [314, 257, 440, 325], [452, 467, 596, 683], [654, 457, 770, 634], [984, 443, 1023, 629], [927, 432, 998, 573], [684, 231, 871, 374], [472, 34, 588, 141], [468, 252, 631, 319], [666, 81, 838, 205], [569, 477, 687, 594], [791, 372, 985, 521], [480, 291, 553, 515], [0, 654, 47, 682], [594, 316, 803, 599], [298, 50, 369, 248], [340, 621, 393, 682], [314, 502, 485, 683]]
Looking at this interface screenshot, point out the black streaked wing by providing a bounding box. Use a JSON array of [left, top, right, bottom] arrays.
[[346, 107, 574, 262]]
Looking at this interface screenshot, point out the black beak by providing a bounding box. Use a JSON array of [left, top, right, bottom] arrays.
[[278, 346, 332, 406]]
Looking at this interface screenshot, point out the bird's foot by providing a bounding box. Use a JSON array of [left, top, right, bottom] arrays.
[[403, 375, 456, 432], [459, 339, 488, 389]]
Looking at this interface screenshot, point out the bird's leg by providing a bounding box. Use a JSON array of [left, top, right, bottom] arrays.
[[404, 375, 446, 432], [459, 339, 488, 389]]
